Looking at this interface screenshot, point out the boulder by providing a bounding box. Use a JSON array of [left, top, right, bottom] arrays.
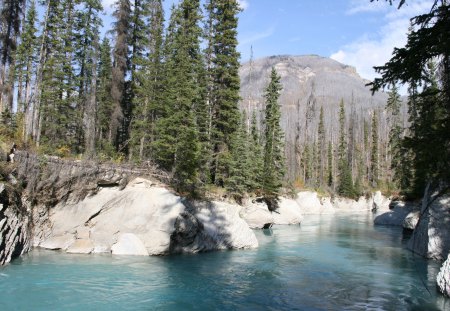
[[374, 205, 413, 226], [240, 200, 274, 229], [296, 191, 335, 214], [408, 189, 450, 260], [39, 234, 75, 250], [111, 233, 148, 256], [437, 253, 450, 297], [39, 178, 258, 256], [172, 201, 258, 252], [66, 239, 94, 254], [272, 197, 303, 225], [402, 211, 420, 230]]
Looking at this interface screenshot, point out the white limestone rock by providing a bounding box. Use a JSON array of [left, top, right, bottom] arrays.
[[111, 233, 149, 256], [66, 239, 94, 254], [240, 200, 274, 229], [193, 201, 258, 251], [272, 197, 303, 225], [296, 191, 335, 214], [437, 253, 450, 297], [40, 234, 75, 250], [40, 177, 258, 256]]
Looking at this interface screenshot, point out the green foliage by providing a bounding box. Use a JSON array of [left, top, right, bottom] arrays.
[[370, 110, 379, 187], [248, 111, 264, 192], [227, 112, 251, 199], [385, 84, 403, 188], [206, 0, 241, 185], [371, 2, 450, 197], [262, 67, 286, 201], [152, 0, 204, 194], [338, 161, 357, 199]]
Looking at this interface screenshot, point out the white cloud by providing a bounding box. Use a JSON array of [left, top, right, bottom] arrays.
[[239, 26, 275, 46], [238, 0, 249, 11], [346, 0, 390, 15], [331, 0, 433, 82]]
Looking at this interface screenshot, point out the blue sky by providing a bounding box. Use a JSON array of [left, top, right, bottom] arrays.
[[101, 0, 432, 81]]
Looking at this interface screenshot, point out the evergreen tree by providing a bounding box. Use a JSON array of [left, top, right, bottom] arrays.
[[370, 110, 379, 187], [38, 0, 77, 150], [317, 106, 326, 186], [262, 67, 285, 206], [153, 0, 204, 193], [371, 1, 450, 194], [14, 0, 38, 140], [248, 110, 264, 192], [337, 99, 355, 197], [338, 162, 356, 199], [15, 0, 38, 114], [130, 0, 164, 161], [111, 0, 131, 150], [75, 0, 103, 156], [205, 0, 241, 186], [227, 112, 251, 199], [96, 37, 114, 154], [385, 83, 402, 187], [302, 143, 312, 184], [337, 99, 346, 164], [0, 0, 25, 112], [327, 140, 334, 187]]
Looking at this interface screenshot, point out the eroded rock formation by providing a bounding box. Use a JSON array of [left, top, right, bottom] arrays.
[[0, 182, 31, 265]]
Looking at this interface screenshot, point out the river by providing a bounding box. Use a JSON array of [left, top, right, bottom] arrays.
[[0, 213, 448, 310]]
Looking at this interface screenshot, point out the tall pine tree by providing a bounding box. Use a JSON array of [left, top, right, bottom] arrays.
[[205, 0, 241, 187], [262, 67, 285, 209]]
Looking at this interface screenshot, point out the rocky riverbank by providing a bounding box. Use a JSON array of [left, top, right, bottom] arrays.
[[373, 184, 450, 297], [0, 152, 392, 263]]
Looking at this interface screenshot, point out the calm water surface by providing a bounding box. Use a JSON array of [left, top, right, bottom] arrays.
[[1, 213, 449, 310]]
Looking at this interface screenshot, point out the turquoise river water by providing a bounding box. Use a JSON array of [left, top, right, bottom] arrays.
[[0, 213, 449, 310]]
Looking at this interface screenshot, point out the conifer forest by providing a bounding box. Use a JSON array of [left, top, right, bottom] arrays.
[[0, 0, 448, 202]]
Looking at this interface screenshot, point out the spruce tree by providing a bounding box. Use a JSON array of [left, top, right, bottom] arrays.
[[14, 0, 38, 140], [130, 0, 164, 161], [227, 112, 251, 200], [0, 0, 25, 112], [385, 84, 402, 187], [153, 0, 204, 193], [371, 2, 450, 194], [248, 110, 264, 192], [15, 0, 38, 114], [370, 110, 379, 187], [262, 67, 285, 207], [74, 0, 103, 156], [317, 106, 326, 186], [205, 0, 241, 187], [111, 0, 131, 150], [38, 0, 78, 151], [96, 37, 115, 155], [337, 99, 355, 197], [327, 140, 334, 188]]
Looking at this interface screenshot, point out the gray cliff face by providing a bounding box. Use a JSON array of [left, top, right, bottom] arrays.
[[239, 55, 405, 180]]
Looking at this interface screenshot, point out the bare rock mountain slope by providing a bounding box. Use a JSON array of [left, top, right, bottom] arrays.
[[239, 55, 399, 180]]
